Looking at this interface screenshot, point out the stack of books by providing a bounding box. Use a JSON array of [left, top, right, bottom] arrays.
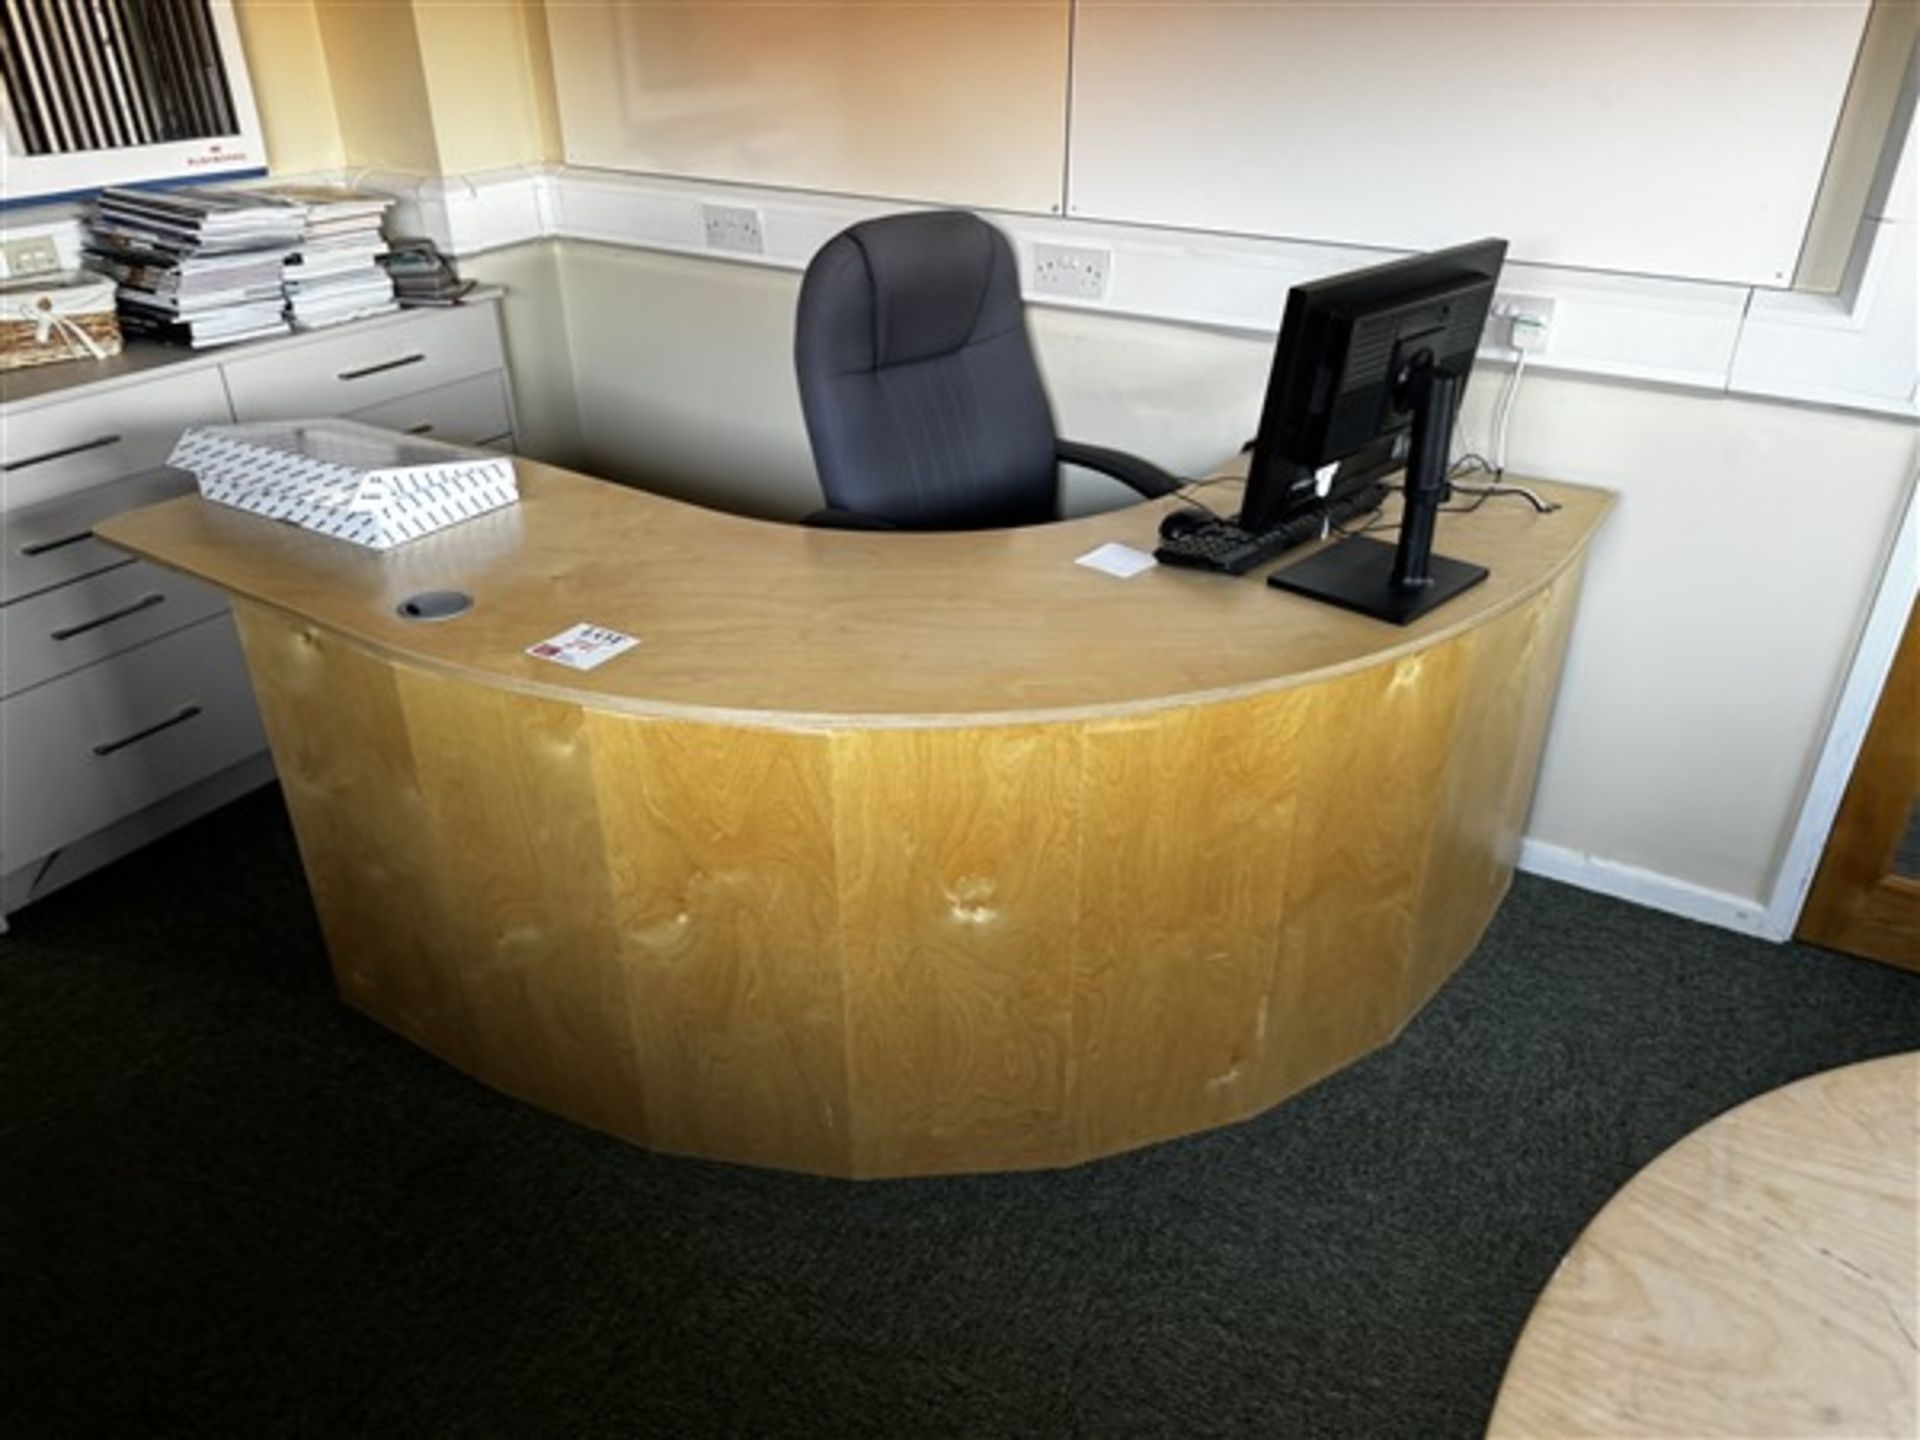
[[86, 187, 304, 349], [269, 185, 398, 331]]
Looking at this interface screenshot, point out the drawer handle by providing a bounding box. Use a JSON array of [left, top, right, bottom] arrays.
[[405, 423, 434, 435], [93, 703, 202, 757], [338, 353, 426, 382], [3, 433, 122, 472], [50, 592, 166, 641], [19, 527, 96, 557]]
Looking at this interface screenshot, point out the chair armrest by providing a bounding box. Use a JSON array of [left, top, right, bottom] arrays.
[[1056, 439, 1183, 499], [803, 506, 903, 530]]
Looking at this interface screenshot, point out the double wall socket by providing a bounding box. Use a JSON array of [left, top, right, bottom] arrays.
[[3, 236, 62, 278], [701, 203, 764, 256], [1032, 243, 1110, 301]]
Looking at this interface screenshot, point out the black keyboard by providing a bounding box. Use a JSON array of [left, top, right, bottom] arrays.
[[1154, 483, 1390, 576]]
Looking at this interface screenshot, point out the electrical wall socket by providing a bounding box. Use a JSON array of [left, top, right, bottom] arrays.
[[3, 236, 62, 278], [1031, 243, 1110, 300], [701, 203, 764, 256], [1489, 292, 1556, 351]]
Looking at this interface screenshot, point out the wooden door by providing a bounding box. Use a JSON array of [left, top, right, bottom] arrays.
[[1797, 597, 1920, 968]]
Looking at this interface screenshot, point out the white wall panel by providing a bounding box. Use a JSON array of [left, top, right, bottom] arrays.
[[544, 0, 1069, 213], [1068, 0, 1871, 286]]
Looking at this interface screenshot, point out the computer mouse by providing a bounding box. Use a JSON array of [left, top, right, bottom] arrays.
[[1158, 505, 1214, 541]]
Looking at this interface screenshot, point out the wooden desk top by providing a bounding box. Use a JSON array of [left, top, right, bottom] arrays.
[[1490, 1052, 1919, 1438], [99, 459, 1610, 729]]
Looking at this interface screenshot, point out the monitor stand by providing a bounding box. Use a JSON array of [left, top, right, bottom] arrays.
[[1268, 362, 1487, 625]]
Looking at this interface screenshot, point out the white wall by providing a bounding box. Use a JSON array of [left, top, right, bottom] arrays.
[[1466, 377, 1917, 907], [552, 239, 1267, 517], [509, 239, 1917, 927], [1070, 1, 1870, 285], [460, 242, 584, 464]]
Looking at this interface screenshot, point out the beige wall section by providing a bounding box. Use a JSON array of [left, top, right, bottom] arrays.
[[459, 243, 584, 466], [231, 0, 345, 174], [546, 1, 1070, 212], [504, 242, 1917, 912], [312, 0, 441, 174], [239, 0, 558, 177], [414, 0, 562, 173], [518, 0, 565, 164]]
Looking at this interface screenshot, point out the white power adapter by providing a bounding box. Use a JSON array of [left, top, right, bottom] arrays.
[[1509, 311, 1550, 354]]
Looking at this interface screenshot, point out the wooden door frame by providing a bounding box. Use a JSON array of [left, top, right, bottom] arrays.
[[1797, 586, 1920, 964], [1768, 468, 1920, 941]]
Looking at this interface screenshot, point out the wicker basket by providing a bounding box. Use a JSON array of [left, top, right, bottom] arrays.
[[1, 271, 123, 372]]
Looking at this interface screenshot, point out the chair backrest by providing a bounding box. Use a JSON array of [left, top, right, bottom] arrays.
[[794, 210, 1059, 529]]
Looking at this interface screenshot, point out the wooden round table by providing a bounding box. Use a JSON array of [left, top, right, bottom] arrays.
[[1489, 1052, 1918, 1438]]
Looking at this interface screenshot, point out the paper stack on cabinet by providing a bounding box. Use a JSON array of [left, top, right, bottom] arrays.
[[170, 419, 518, 551], [265, 186, 399, 332], [86, 187, 304, 348]]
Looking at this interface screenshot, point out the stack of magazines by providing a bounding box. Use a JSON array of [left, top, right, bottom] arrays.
[[270, 185, 398, 331], [86, 187, 304, 348]]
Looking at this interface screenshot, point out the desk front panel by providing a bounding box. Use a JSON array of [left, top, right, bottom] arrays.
[[234, 556, 1583, 1177]]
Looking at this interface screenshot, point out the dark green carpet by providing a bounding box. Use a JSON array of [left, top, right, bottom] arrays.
[[3, 786, 1916, 1439]]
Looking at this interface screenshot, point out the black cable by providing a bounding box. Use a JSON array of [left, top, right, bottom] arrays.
[[1161, 472, 1240, 523], [1449, 480, 1561, 514], [1327, 497, 1391, 538]]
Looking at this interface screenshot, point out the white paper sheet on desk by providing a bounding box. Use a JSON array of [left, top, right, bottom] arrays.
[[1075, 542, 1157, 579], [526, 623, 640, 670]]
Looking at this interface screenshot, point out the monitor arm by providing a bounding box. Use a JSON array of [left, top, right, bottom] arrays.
[[1390, 358, 1464, 592], [1266, 354, 1489, 626]]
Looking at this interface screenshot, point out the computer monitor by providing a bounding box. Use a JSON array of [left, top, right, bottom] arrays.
[[1244, 238, 1508, 625]]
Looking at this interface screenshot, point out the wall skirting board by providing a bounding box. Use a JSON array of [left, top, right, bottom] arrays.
[[1516, 839, 1777, 939]]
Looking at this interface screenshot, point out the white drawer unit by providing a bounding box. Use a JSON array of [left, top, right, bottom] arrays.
[[0, 294, 509, 922], [2, 466, 197, 604], [222, 304, 506, 422], [0, 367, 232, 511], [2, 612, 268, 872], [2, 560, 228, 699], [346, 370, 516, 449]]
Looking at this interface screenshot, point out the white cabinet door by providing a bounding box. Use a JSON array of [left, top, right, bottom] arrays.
[[2, 613, 266, 870]]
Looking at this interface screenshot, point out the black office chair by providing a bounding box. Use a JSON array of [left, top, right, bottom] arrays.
[[794, 210, 1182, 529]]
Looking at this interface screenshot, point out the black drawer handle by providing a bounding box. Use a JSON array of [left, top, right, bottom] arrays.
[[3, 433, 122, 473], [405, 422, 434, 435], [19, 527, 96, 557], [337, 353, 425, 382], [51, 592, 166, 641], [93, 703, 202, 757]]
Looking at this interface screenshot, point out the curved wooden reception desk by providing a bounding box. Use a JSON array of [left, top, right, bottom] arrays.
[[101, 459, 1609, 1177]]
